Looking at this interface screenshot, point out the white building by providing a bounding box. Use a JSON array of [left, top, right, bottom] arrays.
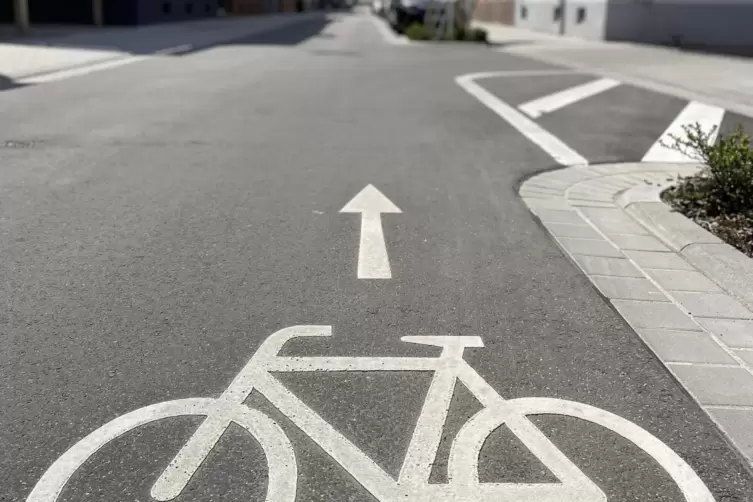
[[493, 0, 753, 54]]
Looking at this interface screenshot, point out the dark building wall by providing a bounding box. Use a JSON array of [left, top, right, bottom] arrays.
[[604, 1, 753, 54], [105, 0, 139, 25], [29, 0, 93, 23], [1, 0, 136, 25], [135, 0, 221, 23], [0, 0, 222, 26], [1, 0, 14, 23]]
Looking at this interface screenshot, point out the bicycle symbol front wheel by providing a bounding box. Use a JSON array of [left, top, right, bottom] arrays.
[[27, 398, 297, 502], [449, 397, 714, 502]]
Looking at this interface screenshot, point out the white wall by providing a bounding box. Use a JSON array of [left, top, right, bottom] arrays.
[[562, 0, 607, 40], [515, 0, 562, 35], [514, 0, 753, 54]]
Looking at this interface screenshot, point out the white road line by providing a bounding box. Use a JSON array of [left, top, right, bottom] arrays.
[[642, 101, 726, 163], [519, 78, 620, 118], [18, 44, 194, 85], [459, 69, 578, 79], [341, 185, 402, 279], [456, 72, 588, 166]]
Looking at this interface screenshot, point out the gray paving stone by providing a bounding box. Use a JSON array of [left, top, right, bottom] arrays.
[[668, 365, 753, 406], [612, 300, 700, 331], [706, 408, 753, 461], [625, 202, 721, 252], [579, 207, 633, 222], [590, 218, 651, 237], [598, 179, 637, 190], [647, 269, 722, 293], [697, 319, 753, 348], [521, 187, 565, 197], [525, 180, 573, 190], [734, 350, 753, 367], [641, 173, 679, 184], [638, 329, 736, 364], [608, 234, 671, 252], [547, 223, 603, 239], [545, 170, 594, 184], [623, 250, 695, 271], [533, 209, 584, 225], [567, 190, 614, 202], [591, 276, 668, 301], [568, 199, 616, 208], [559, 238, 623, 258], [672, 292, 753, 319], [575, 183, 621, 194], [682, 243, 753, 312], [579, 207, 650, 235], [572, 255, 644, 278], [523, 198, 572, 211]]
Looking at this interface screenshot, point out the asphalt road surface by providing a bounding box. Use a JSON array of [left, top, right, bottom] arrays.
[[3, 10, 753, 502]]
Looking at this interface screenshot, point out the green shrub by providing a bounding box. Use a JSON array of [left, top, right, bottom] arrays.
[[443, 26, 487, 42], [404, 22, 430, 41], [663, 123, 753, 257], [404, 22, 487, 42], [663, 123, 753, 217], [466, 27, 488, 43]]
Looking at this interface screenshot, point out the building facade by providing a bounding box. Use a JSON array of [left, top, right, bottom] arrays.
[[2, 0, 228, 26], [511, 0, 753, 54], [474, 0, 516, 25]]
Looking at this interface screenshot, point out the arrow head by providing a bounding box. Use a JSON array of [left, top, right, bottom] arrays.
[[340, 184, 402, 214]]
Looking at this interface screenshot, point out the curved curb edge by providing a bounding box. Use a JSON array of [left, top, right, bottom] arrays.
[[520, 161, 753, 469]]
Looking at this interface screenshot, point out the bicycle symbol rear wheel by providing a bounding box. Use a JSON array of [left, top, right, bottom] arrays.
[[26, 398, 297, 502]]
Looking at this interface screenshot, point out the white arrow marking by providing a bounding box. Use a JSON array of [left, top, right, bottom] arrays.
[[341, 185, 401, 279]]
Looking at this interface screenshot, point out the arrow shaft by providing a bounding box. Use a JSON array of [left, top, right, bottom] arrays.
[[358, 212, 392, 279]]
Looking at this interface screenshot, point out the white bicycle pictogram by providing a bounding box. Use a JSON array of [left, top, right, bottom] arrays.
[[29, 325, 714, 501]]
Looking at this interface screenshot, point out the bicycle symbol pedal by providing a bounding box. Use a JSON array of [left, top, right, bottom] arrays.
[[28, 325, 714, 501]]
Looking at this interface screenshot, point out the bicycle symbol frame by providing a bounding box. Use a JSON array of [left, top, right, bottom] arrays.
[[28, 325, 714, 501]]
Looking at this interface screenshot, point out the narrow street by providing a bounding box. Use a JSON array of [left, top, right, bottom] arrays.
[[2, 9, 753, 501]]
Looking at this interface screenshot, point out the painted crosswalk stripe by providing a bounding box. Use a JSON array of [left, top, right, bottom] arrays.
[[642, 101, 726, 163], [519, 78, 620, 118], [456, 72, 588, 166]]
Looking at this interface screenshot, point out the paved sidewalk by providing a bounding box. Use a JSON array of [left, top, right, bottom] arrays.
[[0, 13, 324, 80], [521, 162, 753, 464], [473, 21, 753, 118]]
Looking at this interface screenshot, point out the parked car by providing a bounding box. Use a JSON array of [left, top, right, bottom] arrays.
[[386, 0, 430, 33], [371, 0, 386, 15], [387, 0, 455, 33]]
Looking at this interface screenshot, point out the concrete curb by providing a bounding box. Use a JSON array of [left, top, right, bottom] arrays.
[[521, 162, 753, 465], [618, 182, 753, 313]]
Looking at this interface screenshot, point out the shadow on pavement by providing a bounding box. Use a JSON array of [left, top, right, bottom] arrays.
[[221, 16, 332, 46], [486, 39, 536, 50], [0, 9, 352, 57], [0, 73, 25, 92]]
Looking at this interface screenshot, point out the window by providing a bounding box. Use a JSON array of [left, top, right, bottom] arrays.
[[162, 2, 172, 14], [520, 5, 527, 19], [576, 6, 586, 23], [553, 5, 562, 21], [186, 2, 194, 13]]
